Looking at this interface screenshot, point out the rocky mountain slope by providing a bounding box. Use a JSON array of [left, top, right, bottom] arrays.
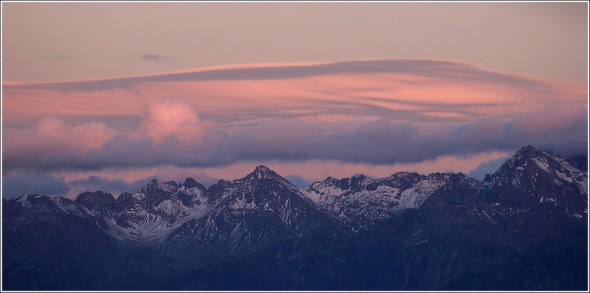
[[2, 145, 587, 290]]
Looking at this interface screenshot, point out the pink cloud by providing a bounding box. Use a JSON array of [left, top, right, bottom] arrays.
[[3, 102, 586, 172], [139, 98, 207, 143], [3, 59, 586, 128], [2, 59, 587, 198], [2, 98, 223, 172], [3, 117, 117, 172]]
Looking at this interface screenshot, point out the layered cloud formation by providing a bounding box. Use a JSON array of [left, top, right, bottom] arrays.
[[4, 103, 586, 171], [4, 59, 585, 126], [2, 59, 587, 198]]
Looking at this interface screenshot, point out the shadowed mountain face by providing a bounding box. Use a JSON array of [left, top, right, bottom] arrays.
[[2, 146, 588, 290]]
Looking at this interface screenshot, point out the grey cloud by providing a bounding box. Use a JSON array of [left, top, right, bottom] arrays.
[[284, 175, 313, 188], [139, 53, 166, 62], [68, 175, 157, 196], [218, 105, 588, 165], [4, 59, 555, 93], [2, 170, 70, 199], [0, 171, 159, 199], [3, 105, 587, 172], [81, 133, 229, 170], [467, 155, 511, 180]]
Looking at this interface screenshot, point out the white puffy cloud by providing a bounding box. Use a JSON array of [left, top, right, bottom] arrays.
[[140, 98, 206, 143]]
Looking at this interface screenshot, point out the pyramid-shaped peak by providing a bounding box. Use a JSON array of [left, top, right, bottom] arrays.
[[521, 145, 538, 152], [245, 165, 288, 182], [515, 145, 544, 157], [486, 145, 565, 185], [254, 165, 273, 173], [508, 145, 557, 169], [252, 165, 278, 176], [181, 177, 200, 189], [492, 145, 549, 171]]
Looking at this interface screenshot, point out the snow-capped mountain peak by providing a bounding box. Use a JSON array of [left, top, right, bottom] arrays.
[[247, 165, 283, 180], [482, 145, 587, 215], [4, 145, 587, 291], [6, 145, 586, 242], [301, 171, 464, 230]]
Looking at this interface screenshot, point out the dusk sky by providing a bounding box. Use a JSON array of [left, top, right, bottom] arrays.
[[2, 2, 588, 198]]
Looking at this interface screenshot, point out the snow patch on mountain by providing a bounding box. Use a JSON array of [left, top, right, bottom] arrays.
[[228, 195, 257, 210], [104, 200, 211, 243], [132, 192, 145, 201], [532, 154, 588, 196], [533, 157, 551, 173], [557, 159, 588, 195], [396, 178, 443, 210], [8, 147, 586, 245], [52, 197, 88, 218], [16, 194, 40, 208], [302, 173, 449, 229]]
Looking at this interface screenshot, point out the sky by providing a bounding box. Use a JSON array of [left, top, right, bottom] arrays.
[[1, 1, 588, 199]]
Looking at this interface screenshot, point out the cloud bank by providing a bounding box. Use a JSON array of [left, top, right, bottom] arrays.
[[4, 101, 587, 172], [2, 59, 587, 198]]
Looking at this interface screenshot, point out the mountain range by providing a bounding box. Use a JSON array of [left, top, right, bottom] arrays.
[[2, 145, 588, 290]]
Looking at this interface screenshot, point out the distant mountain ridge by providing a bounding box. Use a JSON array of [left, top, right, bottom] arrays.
[[3, 145, 588, 290]]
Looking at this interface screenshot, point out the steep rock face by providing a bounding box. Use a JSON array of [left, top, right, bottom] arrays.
[[332, 148, 588, 291], [2, 146, 588, 290], [483, 146, 587, 210], [480, 146, 587, 228], [75, 191, 115, 214], [478, 146, 588, 251], [78, 179, 211, 242], [302, 172, 482, 230], [163, 166, 339, 257]]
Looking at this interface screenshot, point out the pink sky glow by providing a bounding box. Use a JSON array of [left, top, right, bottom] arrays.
[[2, 2, 588, 200], [2, 59, 588, 198], [3, 59, 586, 126]]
